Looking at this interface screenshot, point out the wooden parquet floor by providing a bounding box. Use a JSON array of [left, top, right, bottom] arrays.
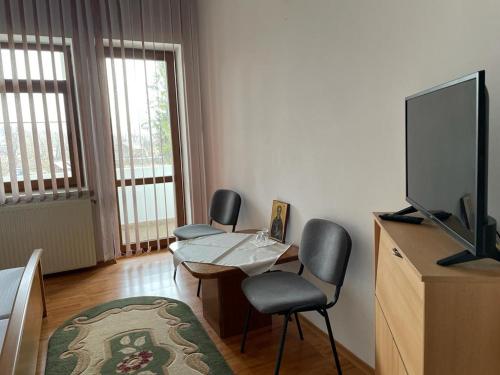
[[37, 251, 370, 374]]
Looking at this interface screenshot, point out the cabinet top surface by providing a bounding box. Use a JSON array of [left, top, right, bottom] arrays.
[[373, 213, 500, 281]]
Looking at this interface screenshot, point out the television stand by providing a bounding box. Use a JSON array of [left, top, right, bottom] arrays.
[[373, 213, 500, 374], [379, 206, 423, 224], [437, 217, 500, 266], [437, 249, 500, 266], [437, 250, 482, 266]]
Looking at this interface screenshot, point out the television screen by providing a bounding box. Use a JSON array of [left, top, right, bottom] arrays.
[[406, 76, 481, 249]]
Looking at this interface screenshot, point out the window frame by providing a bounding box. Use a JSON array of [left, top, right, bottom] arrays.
[[104, 47, 185, 251], [0, 42, 84, 194]]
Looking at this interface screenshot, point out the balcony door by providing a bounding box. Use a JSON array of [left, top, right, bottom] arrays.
[[106, 49, 184, 254]]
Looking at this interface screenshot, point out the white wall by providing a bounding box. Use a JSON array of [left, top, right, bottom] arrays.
[[196, 0, 500, 365]]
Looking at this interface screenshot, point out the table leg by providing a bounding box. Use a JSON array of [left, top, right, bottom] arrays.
[[201, 270, 271, 338]]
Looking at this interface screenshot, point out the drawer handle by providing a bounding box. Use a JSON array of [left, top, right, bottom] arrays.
[[392, 248, 403, 258]]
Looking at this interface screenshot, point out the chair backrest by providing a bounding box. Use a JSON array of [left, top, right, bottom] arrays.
[[209, 189, 242, 227], [299, 218, 351, 286]]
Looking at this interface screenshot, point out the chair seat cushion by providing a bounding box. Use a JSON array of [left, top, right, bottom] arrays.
[[0, 318, 8, 349], [173, 224, 225, 240], [0, 267, 24, 319], [241, 271, 327, 314]]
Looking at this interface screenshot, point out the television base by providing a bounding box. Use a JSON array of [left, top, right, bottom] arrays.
[[437, 217, 500, 266], [437, 249, 500, 266], [437, 250, 483, 266]]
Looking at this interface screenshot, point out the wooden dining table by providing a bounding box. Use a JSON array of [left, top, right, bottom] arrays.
[[168, 230, 299, 338]]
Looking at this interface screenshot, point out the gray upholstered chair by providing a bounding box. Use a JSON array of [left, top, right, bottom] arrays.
[[173, 189, 242, 296], [240, 218, 351, 375]]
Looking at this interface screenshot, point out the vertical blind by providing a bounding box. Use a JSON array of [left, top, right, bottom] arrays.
[[0, 0, 206, 260], [104, 0, 183, 255], [0, 0, 83, 203]]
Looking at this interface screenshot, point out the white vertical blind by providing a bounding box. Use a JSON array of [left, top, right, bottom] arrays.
[[116, 0, 141, 254], [32, 0, 59, 196], [139, 0, 160, 251], [44, 0, 69, 196], [4, 0, 32, 199], [103, 0, 188, 255], [18, 0, 45, 198], [0, 0, 87, 202], [104, 0, 131, 254], [0, 47, 19, 201], [57, 0, 82, 194], [128, 0, 152, 253], [0, 0, 205, 260]]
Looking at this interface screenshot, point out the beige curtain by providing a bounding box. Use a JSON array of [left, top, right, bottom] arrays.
[[0, 0, 206, 261]]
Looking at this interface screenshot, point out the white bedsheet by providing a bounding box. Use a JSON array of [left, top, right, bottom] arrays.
[[173, 233, 291, 276]]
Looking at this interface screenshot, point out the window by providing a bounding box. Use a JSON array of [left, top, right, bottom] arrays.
[[0, 44, 82, 194]]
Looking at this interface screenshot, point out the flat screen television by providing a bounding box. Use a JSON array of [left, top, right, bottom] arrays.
[[403, 71, 499, 266]]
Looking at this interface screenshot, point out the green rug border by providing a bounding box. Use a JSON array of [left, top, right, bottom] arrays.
[[45, 296, 233, 375]]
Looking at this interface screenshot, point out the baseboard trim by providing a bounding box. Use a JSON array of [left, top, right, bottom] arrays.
[[43, 258, 116, 278], [97, 258, 118, 267], [299, 314, 374, 375]]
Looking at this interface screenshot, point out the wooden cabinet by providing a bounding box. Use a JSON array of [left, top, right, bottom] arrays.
[[376, 301, 407, 375], [374, 214, 500, 375]]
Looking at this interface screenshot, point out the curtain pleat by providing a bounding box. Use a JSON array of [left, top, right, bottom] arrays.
[[70, 0, 117, 261], [166, 0, 182, 243], [83, 0, 121, 260], [180, 0, 207, 223], [159, 0, 171, 247], [188, 0, 208, 221], [176, 0, 197, 222]]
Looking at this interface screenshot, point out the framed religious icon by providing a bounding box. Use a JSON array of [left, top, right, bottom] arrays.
[[269, 200, 290, 243]]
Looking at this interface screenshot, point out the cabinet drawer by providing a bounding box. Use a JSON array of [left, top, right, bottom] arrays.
[[376, 230, 424, 375], [376, 300, 408, 375]]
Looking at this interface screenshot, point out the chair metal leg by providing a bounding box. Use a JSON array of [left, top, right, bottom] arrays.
[[323, 309, 342, 375], [196, 279, 201, 297], [240, 306, 252, 353], [274, 313, 290, 375], [294, 312, 304, 340]]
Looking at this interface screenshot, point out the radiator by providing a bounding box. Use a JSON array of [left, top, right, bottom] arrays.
[[0, 198, 97, 274]]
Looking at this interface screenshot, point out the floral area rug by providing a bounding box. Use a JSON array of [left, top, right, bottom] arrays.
[[45, 297, 233, 374]]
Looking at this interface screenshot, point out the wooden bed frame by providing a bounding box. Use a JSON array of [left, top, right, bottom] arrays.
[[0, 249, 46, 375]]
